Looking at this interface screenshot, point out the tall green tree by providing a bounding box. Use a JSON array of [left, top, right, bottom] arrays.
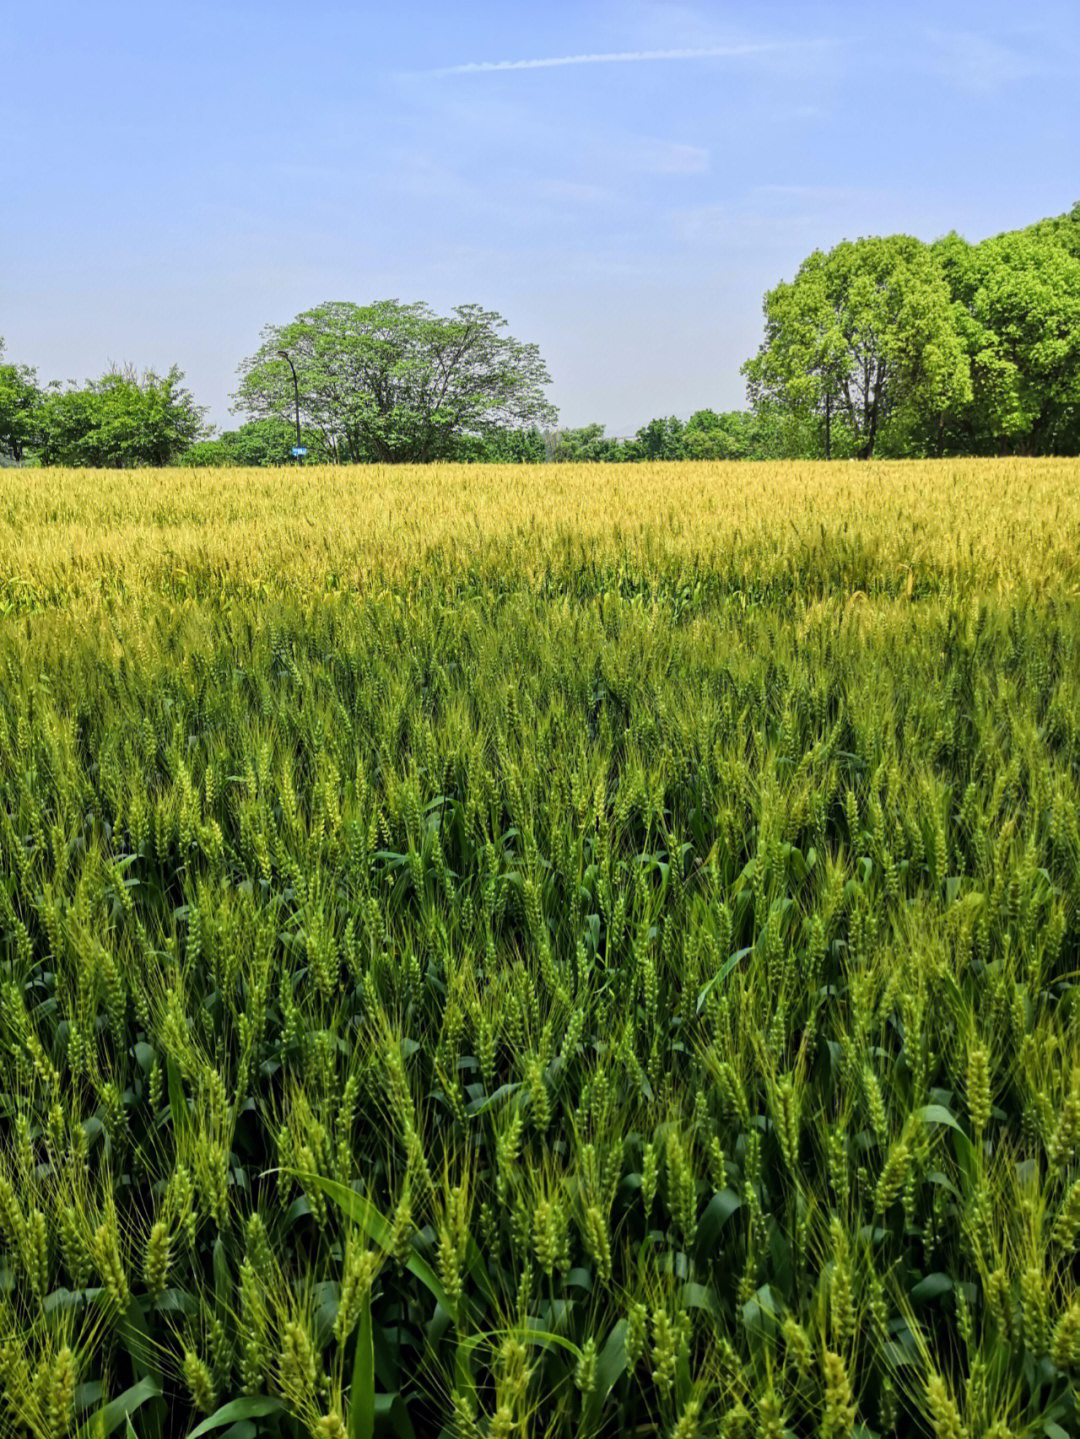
[[743, 236, 971, 459], [680, 408, 805, 460], [544, 424, 614, 462], [36, 366, 207, 467], [628, 415, 685, 461], [680, 409, 739, 460], [233, 300, 557, 463], [0, 339, 41, 463], [935, 225, 1080, 455]]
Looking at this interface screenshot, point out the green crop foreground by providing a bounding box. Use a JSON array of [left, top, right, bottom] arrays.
[[1, 462, 1079, 1439]]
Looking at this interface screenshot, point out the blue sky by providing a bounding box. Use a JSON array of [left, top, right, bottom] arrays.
[[3, 1, 1078, 434]]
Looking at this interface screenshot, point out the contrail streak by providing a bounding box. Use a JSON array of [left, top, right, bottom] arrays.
[[433, 43, 786, 76]]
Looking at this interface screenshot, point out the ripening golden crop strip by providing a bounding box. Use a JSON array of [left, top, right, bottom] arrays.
[[2, 458, 1080, 607]]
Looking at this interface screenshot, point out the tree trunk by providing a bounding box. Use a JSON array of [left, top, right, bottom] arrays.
[[858, 358, 886, 460]]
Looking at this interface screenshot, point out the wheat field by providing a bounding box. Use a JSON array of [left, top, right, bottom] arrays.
[[1, 461, 1079, 1439], [2, 459, 1080, 607]]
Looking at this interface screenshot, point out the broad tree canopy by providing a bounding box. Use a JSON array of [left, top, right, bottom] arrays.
[[233, 300, 557, 463], [935, 228, 1080, 455], [34, 365, 207, 467], [742, 236, 971, 459]]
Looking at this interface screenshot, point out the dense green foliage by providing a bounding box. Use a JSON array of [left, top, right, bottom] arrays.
[[742, 237, 971, 461], [544, 408, 818, 464], [0, 364, 207, 468], [1, 461, 1080, 1438], [233, 301, 557, 464], [170, 410, 809, 469], [173, 410, 813, 470], [931, 228, 1080, 457], [180, 421, 325, 469], [745, 205, 1080, 460]]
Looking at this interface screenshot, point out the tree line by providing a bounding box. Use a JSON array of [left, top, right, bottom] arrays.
[[0, 358, 206, 468], [744, 203, 1080, 460], [2, 203, 1078, 468]]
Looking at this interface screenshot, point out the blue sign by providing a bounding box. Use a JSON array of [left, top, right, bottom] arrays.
[[291, 447, 307, 456]]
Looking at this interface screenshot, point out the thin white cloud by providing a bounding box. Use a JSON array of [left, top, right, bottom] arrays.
[[432, 43, 786, 76], [924, 30, 1041, 93]]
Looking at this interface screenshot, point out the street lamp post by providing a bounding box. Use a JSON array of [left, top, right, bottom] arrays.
[[277, 349, 303, 462]]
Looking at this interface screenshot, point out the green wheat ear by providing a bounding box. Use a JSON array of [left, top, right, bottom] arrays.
[[3, 460, 1080, 1436]]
